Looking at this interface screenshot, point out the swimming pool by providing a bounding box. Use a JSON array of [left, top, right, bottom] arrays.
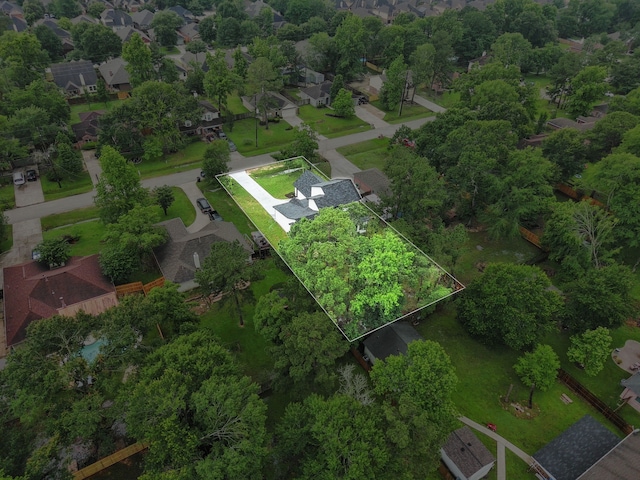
[[80, 338, 107, 364]]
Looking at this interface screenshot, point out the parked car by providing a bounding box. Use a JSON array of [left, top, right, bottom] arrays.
[[209, 210, 223, 221], [196, 197, 212, 213], [227, 140, 237, 152], [13, 171, 25, 186], [402, 138, 416, 148], [200, 170, 206, 178], [217, 130, 227, 140], [26, 169, 37, 182]]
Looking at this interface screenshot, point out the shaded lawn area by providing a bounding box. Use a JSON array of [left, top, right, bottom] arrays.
[[198, 184, 255, 237], [337, 137, 389, 171], [41, 171, 93, 201], [417, 89, 460, 110], [0, 184, 15, 209], [249, 170, 298, 199], [226, 92, 250, 114], [297, 105, 371, 138], [199, 257, 290, 382], [0, 225, 13, 253], [69, 99, 122, 124], [370, 101, 434, 124], [227, 118, 295, 156], [136, 140, 206, 179], [419, 304, 623, 461]]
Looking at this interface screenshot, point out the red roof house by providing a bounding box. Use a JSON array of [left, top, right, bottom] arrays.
[[3, 255, 117, 347]]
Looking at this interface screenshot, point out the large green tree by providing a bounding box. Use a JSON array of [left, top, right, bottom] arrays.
[[567, 327, 612, 376], [151, 11, 183, 47], [122, 34, 155, 88], [514, 344, 560, 408], [542, 128, 586, 181], [565, 66, 607, 117], [203, 50, 236, 112], [333, 13, 365, 79], [379, 54, 408, 111], [246, 57, 283, 129], [201, 140, 230, 179], [0, 32, 49, 87], [458, 263, 562, 350]]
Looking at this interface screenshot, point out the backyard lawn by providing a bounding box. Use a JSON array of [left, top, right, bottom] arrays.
[[69, 99, 122, 124], [370, 100, 434, 124], [41, 171, 93, 201], [297, 105, 371, 138], [226, 92, 250, 114], [336, 137, 389, 171], [226, 118, 295, 156]]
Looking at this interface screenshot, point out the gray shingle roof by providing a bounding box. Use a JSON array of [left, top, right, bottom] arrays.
[[301, 81, 332, 100], [442, 427, 495, 478], [353, 168, 391, 196], [293, 170, 324, 198], [363, 322, 423, 362], [534, 415, 620, 480], [50, 61, 97, 90], [578, 430, 640, 480], [131, 9, 155, 28], [313, 179, 361, 208], [273, 198, 317, 220], [621, 372, 640, 396], [99, 57, 130, 86]]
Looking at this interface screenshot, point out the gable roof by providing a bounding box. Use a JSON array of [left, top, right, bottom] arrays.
[[442, 426, 495, 478], [179, 22, 199, 39], [101, 8, 133, 28], [131, 9, 155, 27], [71, 110, 105, 141], [6, 14, 27, 32], [116, 26, 150, 43], [301, 80, 332, 100], [167, 5, 192, 21], [36, 18, 71, 38], [533, 415, 620, 480], [363, 321, 423, 362], [3, 255, 116, 347], [578, 430, 640, 479], [243, 91, 293, 110], [294, 170, 324, 197], [312, 179, 361, 208], [98, 57, 130, 86], [621, 372, 640, 396], [273, 198, 317, 220], [353, 168, 391, 197], [71, 14, 99, 25], [50, 60, 97, 91], [153, 218, 253, 285]]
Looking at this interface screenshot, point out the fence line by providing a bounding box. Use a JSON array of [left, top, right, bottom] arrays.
[[115, 277, 165, 297], [519, 226, 544, 250], [558, 369, 633, 435], [73, 441, 148, 479]]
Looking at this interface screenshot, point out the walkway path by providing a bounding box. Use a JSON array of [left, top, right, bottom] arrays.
[[82, 150, 102, 187], [413, 94, 447, 113], [228, 171, 290, 231], [459, 416, 534, 480], [355, 104, 390, 129]]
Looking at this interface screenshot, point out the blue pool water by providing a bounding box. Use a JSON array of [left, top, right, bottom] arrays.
[[80, 338, 107, 364]]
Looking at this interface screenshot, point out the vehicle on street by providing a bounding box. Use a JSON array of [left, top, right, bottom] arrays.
[[228, 140, 237, 152], [26, 170, 38, 182], [196, 197, 212, 213], [209, 210, 223, 221]]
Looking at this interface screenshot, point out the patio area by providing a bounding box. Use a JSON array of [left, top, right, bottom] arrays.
[[612, 339, 640, 373]]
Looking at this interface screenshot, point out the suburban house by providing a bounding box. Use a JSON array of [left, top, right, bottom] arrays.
[[533, 415, 620, 480], [3, 255, 118, 348], [5, 14, 27, 32], [272, 170, 361, 232], [71, 14, 99, 26], [177, 22, 199, 44], [0, 0, 22, 17], [620, 372, 640, 413], [547, 117, 597, 132], [362, 321, 423, 365], [49, 60, 98, 96], [353, 168, 391, 203], [241, 91, 296, 117], [101, 9, 133, 30], [299, 81, 332, 107], [71, 110, 105, 145], [98, 57, 131, 91], [369, 70, 414, 99], [153, 218, 253, 291], [181, 100, 220, 135], [167, 5, 193, 23], [440, 427, 496, 480], [578, 429, 640, 479], [116, 26, 151, 44], [131, 9, 155, 30], [301, 67, 325, 85], [177, 51, 209, 76]]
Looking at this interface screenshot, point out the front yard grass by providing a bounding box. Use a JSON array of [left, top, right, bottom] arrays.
[[136, 140, 207, 179], [226, 92, 250, 114], [297, 105, 371, 138], [199, 184, 255, 236], [1, 225, 13, 253], [418, 89, 460, 110], [370, 100, 433, 124], [227, 118, 295, 156], [0, 184, 15, 209], [43, 219, 106, 256], [41, 206, 100, 231], [250, 171, 298, 199], [336, 137, 389, 171], [41, 171, 93, 201], [69, 99, 122, 124], [156, 186, 196, 227]]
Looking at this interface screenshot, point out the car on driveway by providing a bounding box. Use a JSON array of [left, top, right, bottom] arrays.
[[196, 197, 212, 213], [209, 210, 223, 221], [227, 140, 237, 152], [26, 169, 38, 182], [217, 130, 227, 140]]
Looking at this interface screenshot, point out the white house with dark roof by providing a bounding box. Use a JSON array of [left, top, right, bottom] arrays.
[[49, 60, 97, 96], [272, 170, 361, 232], [441, 426, 496, 480]]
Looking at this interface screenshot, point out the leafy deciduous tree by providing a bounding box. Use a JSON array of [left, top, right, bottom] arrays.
[[567, 327, 612, 376], [514, 344, 560, 408]]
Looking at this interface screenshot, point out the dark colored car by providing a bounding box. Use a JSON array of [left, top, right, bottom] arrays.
[[209, 210, 223, 221], [217, 130, 227, 140], [26, 169, 38, 182], [227, 140, 237, 152], [196, 197, 212, 213]]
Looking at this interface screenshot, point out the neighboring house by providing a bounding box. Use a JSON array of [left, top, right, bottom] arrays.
[[36, 18, 71, 39], [299, 81, 332, 107], [273, 170, 361, 232], [301, 66, 325, 85], [547, 118, 596, 132], [0, 0, 22, 17], [131, 9, 154, 30], [98, 57, 131, 91], [71, 14, 99, 25], [620, 372, 640, 413], [578, 429, 640, 479], [468, 52, 490, 72], [101, 8, 133, 30], [3, 255, 118, 348], [177, 22, 199, 44], [241, 91, 296, 116], [533, 415, 620, 480], [179, 51, 209, 73], [441, 427, 496, 480], [181, 100, 220, 135], [116, 25, 151, 44], [353, 168, 391, 203], [71, 110, 105, 145], [167, 5, 193, 23], [362, 321, 422, 365], [49, 60, 98, 96], [5, 14, 27, 32], [153, 218, 253, 291]]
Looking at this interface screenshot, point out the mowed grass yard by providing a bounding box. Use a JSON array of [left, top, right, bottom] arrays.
[[250, 171, 298, 199], [41, 171, 93, 201], [137, 140, 207, 179], [336, 137, 389, 171], [297, 105, 371, 138], [227, 118, 295, 156], [370, 100, 434, 124], [69, 99, 122, 124]]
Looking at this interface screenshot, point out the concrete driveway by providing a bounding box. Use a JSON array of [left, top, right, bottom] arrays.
[[14, 170, 44, 207]]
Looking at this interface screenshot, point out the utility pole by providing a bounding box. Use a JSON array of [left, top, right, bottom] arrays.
[[254, 93, 258, 148], [398, 69, 409, 118]]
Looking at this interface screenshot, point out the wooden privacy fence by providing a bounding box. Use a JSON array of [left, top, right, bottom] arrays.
[[519, 226, 544, 250], [115, 277, 165, 297], [558, 369, 633, 435], [555, 183, 606, 208], [73, 441, 148, 479]]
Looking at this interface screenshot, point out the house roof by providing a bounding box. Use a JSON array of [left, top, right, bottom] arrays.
[[153, 218, 252, 284], [181, 51, 208, 71], [294, 170, 324, 197], [198, 100, 218, 113], [6, 14, 27, 32], [71, 14, 98, 25], [167, 5, 192, 21], [71, 110, 105, 141], [36, 18, 71, 38], [50, 60, 97, 91], [301, 80, 332, 100], [273, 198, 317, 220], [0, 1, 22, 15], [3, 255, 116, 347], [131, 9, 154, 27], [116, 26, 150, 43], [621, 372, 640, 396], [363, 321, 423, 361], [99, 57, 130, 86], [578, 430, 640, 479], [179, 22, 199, 39], [533, 415, 620, 480], [312, 179, 361, 209], [547, 118, 596, 132], [353, 168, 391, 196], [243, 92, 293, 110], [442, 426, 495, 478], [101, 8, 133, 28]]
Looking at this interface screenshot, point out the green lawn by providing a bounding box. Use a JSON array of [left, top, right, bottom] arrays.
[[41, 171, 93, 201], [157, 187, 196, 228], [250, 170, 298, 199], [417, 89, 460, 110], [226, 92, 250, 114], [370, 100, 433, 124], [199, 184, 255, 236], [69, 99, 122, 124], [41, 206, 100, 231], [43, 219, 106, 256], [0, 224, 13, 253], [0, 184, 15, 209], [159, 46, 179, 55], [297, 105, 372, 138], [227, 118, 295, 156], [136, 140, 206, 179], [336, 138, 389, 171]]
